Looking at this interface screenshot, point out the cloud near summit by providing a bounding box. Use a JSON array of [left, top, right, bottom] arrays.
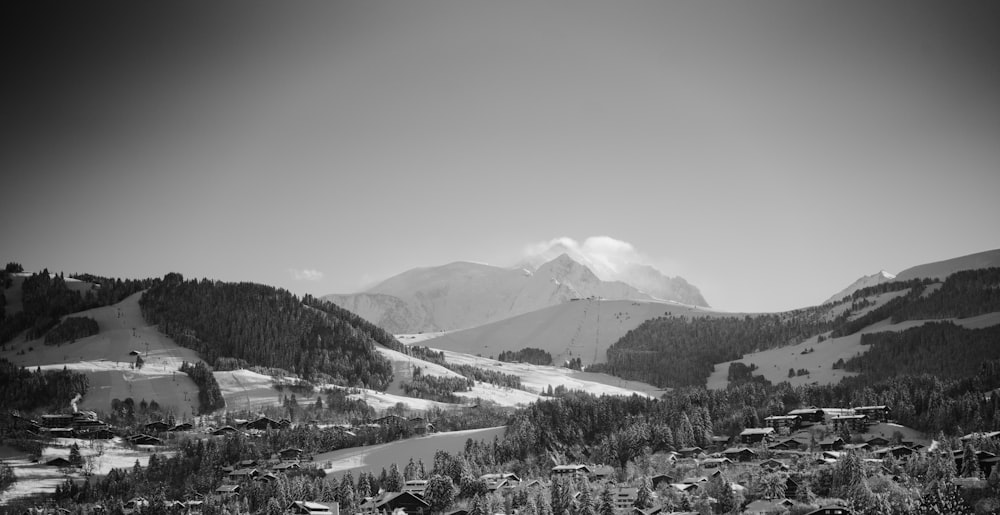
[[521, 236, 652, 279]]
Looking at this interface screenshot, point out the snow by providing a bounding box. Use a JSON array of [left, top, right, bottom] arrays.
[[894, 248, 1000, 282]]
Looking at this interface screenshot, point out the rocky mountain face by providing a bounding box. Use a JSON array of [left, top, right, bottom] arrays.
[[323, 253, 704, 334]]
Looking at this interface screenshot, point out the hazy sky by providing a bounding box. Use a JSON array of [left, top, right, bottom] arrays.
[[3, 1, 999, 313]]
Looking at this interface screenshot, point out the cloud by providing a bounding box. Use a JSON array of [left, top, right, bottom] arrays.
[[288, 268, 325, 281], [521, 235, 649, 279]]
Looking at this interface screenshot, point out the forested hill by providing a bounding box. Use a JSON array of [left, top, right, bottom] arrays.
[[598, 267, 1000, 388], [139, 273, 397, 390]]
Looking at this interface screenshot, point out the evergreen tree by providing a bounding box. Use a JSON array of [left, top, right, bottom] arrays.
[[576, 478, 595, 515], [634, 476, 652, 509], [424, 475, 455, 513], [598, 485, 615, 515], [386, 463, 403, 492], [69, 443, 83, 467]]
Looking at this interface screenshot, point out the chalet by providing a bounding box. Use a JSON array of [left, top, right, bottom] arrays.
[[818, 437, 845, 451], [721, 447, 757, 462], [480, 472, 521, 485], [228, 468, 260, 480], [550, 464, 591, 477], [631, 507, 663, 515], [212, 426, 239, 436], [372, 415, 408, 428], [362, 491, 430, 515], [409, 417, 433, 434], [803, 506, 853, 515], [670, 483, 698, 493], [709, 435, 733, 448], [255, 472, 279, 483], [744, 498, 796, 514], [279, 418, 292, 427], [865, 436, 890, 447], [873, 446, 915, 460], [169, 422, 193, 432], [144, 421, 170, 433], [677, 446, 703, 458], [238, 459, 259, 468], [279, 447, 305, 460], [843, 443, 871, 452], [741, 499, 795, 515], [246, 416, 281, 431], [853, 405, 890, 423], [590, 465, 615, 480], [739, 427, 775, 444], [787, 407, 826, 424], [700, 457, 732, 469], [128, 434, 163, 446], [768, 438, 804, 451], [287, 501, 337, 515], [680, 476, 708, 485], [40, 414, 74, 428], [444, 510, 469, 515], [650, 474, 675, 489], [612, 486, 638, 510], [215, 484, 241, 496], [831, 415, 868, 432], [784, 477, 800, 498], [759, 459, 789, 472], [763, 415, 801, 432], [484, 478, 509, 492], [273, 462, 301, 473], [402, 480, 428, 497], [822, 451, 843, 461], [45, 457, 73, 467]]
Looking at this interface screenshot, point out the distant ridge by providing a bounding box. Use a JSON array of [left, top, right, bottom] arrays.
[[823, 270, 896, 305], [893, 248, 1000, 281], [324, 253, 706, 333]]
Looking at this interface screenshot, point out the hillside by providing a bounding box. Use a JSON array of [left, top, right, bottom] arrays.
[[893, 248, 1000, 281], [324, 253, 705, 334], [822, 270, 895, 305], [418, 298, 721, 368], [0, 292, 203, 416]]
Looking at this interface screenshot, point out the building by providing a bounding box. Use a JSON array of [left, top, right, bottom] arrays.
[[803, 506, 853, 515], [361, 492, 429, 515], [700, 458, 732, 468], [279, 447, 305, 460], [763, 415, 801, 432], [550, 464, 591, 477], [818, 437, 845, 451], [831, 415, 869, 432], [145, 421, 170, 433], [402, 480, 428, 497], [677, 446, 703, 458], [853, 405, 890, 423], [246, 416, 281, 431], [787, 407, 825, 424], [612, 486, 638, 510], [287, 501, 338, 515], [215, 484, 241, 497], [740, 427, 776, 444], [721, 447, 757, 462]]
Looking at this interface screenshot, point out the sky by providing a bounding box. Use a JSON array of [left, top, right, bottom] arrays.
[[2, 1, 999, 313]]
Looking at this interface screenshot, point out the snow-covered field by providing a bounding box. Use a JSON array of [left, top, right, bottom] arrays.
[[1, 292, 203, 416], [706, 312, 1000, 389], [0, 437, 169, 504], [315, 426, 506, 480]]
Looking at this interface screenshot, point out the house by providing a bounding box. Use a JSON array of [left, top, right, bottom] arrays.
[[721, 447, 757, 462], [550, 464, 591, 477], [246, 416, 281, 431], [372, 415, 408, 428], [865, 436, 890, 447], [169, 422, 193, 432], [590, 465, 615, 480], [843, 443, 871, 452], [787, 407, 826, 423], [709, 435, 732, 448], [480, 472, 521, 485], [409, 417, 433, 434], [744, 499, 796, 514], [759, 459, 789, 472], [650, 474, 675, 489], [612, 486, 638, 510], [128, 434, 163, 446], [45, 457, 73, 467], [763, 415, 801, 432], [803, 506, 853, 515], [831, 415, 868, 432], [743, 499, 795, 515], [287, 501, 337, 515], [279, 447, 305, 460], [873, 446, 915, 460], [784, 477, 800, 498], [215, 484, 241, 496], [255, 472, 279, 483], [700, 457, 732, 468], [853, 405, 890, 423], [362, 491, 430, 515], [768, 438, 804, 451], [40, 414, 74, 428], [670, 483, 698, 493], [228, 468, 260, 480], [484, 478, 508, 492], [273, 462, 301, 472], [631, 507, 663, 515], [144, 421, 170, 433], [238, 459, 259, 468], [677, 446, 703, 458], [212, 426, 239, 436], [960, 431, 1000, 442], [818, 437, 845, 451], [402, 480, 428, 497], [739, 427, 775, 444]]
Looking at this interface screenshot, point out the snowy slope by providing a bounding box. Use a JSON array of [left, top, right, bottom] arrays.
[[417, 298, 722, 367], [893, 248, 1000, 281], [823, 270, 896, 305]]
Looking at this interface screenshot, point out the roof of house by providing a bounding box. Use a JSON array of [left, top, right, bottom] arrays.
[[788, 408, 824, 415], [216, 485, 241, 493], [740, 427, 776, 435]]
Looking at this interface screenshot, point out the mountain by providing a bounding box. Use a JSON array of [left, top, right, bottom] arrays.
[[823, 270, 896, 305], [323, 254, 670, 333], [893, 248, 1000, 281], [520, 240, 709, 307]]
